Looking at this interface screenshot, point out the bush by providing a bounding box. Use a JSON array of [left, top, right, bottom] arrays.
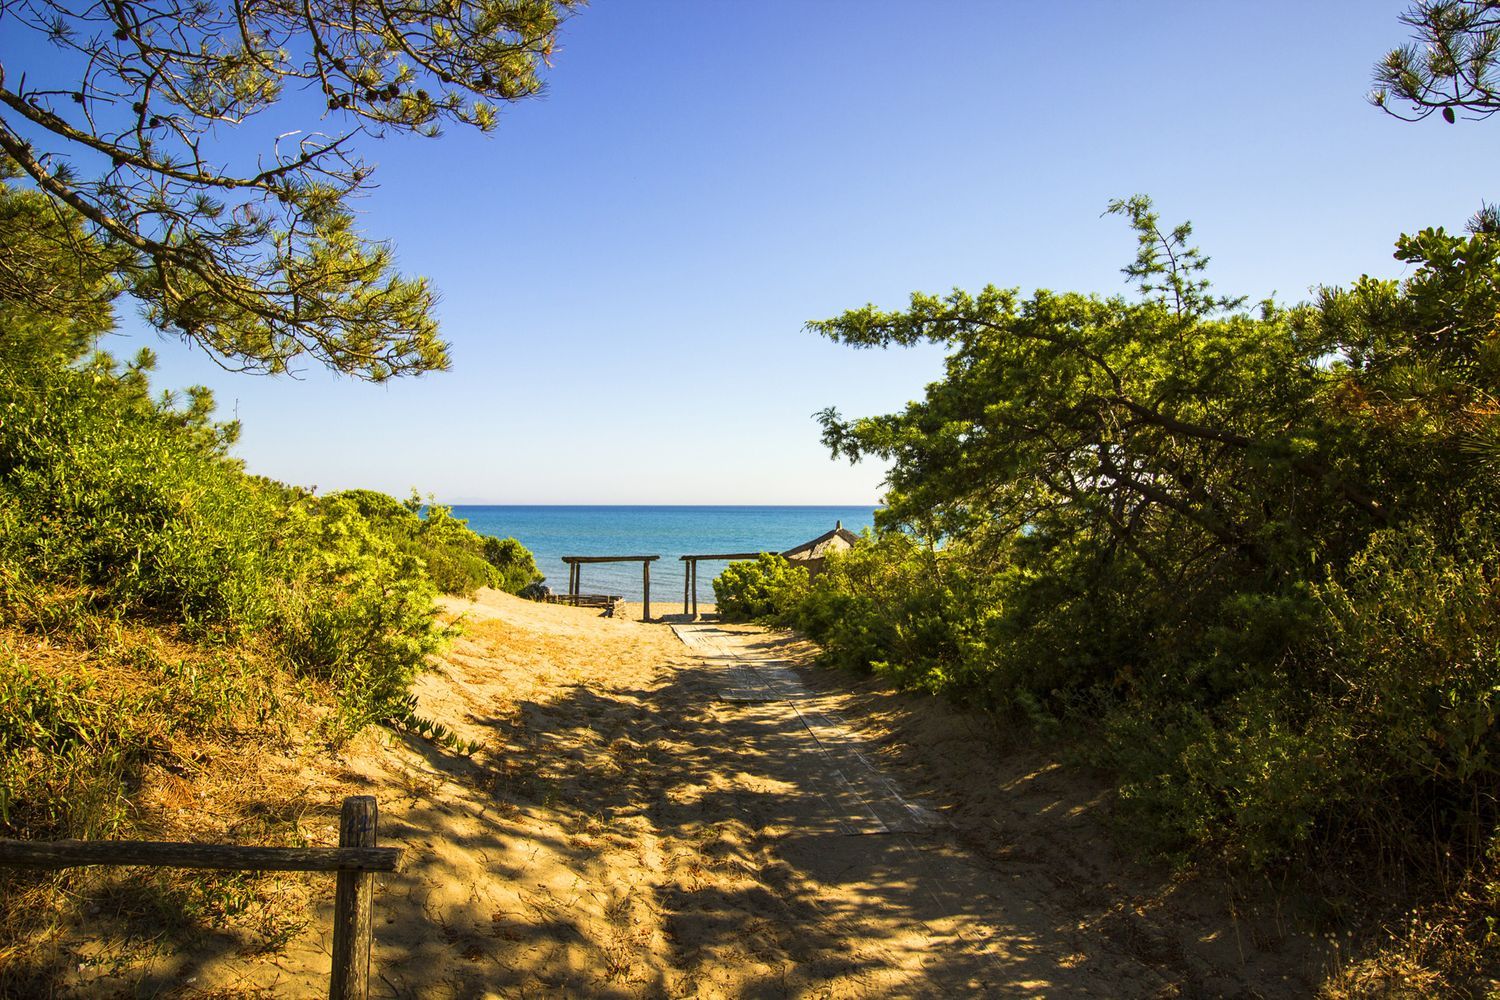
[[0, 337, 457, 741], [1309, 519, 1500, 860], [483, 535, 543, 594], [272, 497, 445, 731], [327, 491, 541, 598], [779, 533, 995, 699], [712, 554, 808, 621], [0, 349, 279, 634]]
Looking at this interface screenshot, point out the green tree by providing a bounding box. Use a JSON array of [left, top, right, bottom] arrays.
[[0, 0, 579, 379], [1374, 1, 1500, 121], [804, 197, 1500, 878], [812, 198, 1383, 599], [0, 168, 120, 363]]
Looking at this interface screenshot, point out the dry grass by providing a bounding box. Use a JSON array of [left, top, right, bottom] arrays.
[[0, 618, 367, 996], [1319, 865, 1500, 999]]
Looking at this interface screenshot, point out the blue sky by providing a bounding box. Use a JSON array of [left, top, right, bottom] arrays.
[[98, 1, 1499, 503]]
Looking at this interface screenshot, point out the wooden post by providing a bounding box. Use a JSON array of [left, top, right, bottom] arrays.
[[683, 559, 691, 615], [642, 561, 651, 621], [691, 561, 698, 617], [330, 796, 377, 1000]]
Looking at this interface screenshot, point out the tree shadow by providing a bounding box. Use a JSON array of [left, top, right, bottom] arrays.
[[347, 634, 1196, 998]]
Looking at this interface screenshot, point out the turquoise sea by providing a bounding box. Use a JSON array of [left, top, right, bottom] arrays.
[[450, 505, 878, 605]]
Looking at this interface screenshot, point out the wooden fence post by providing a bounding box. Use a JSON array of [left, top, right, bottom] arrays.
[[329, 796, 377, 1000]]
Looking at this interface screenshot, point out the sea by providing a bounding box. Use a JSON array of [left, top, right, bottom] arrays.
[[450, 505, 878, 605]]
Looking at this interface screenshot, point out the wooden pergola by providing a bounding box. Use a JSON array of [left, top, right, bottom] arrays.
[[561, 555, 660, 620], [678, 552, 767, 617]]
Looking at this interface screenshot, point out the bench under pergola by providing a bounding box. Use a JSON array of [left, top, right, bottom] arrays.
[[679, 552, 768, 616], [561, 555, 660, 620]]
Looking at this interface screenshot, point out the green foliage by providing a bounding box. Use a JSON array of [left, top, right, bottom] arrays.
[[409, 503, 502, 597], [0, 347, 268, 633], [0, 2, 579, 379], [0, 344, 449, 724], [711, 554, 808, 621], [0, 276, 492, 827], [483, 535, 544, 594], [1311, 519, 1500, 848], [271, 497, 444, 731], [787, 534, 981, 695], [0, 658, 142, 840], [797, 197, 1500, 891], [327, 490, 542, 598], [0, 169, 121, 364], [1374, 2, 1500, 122]]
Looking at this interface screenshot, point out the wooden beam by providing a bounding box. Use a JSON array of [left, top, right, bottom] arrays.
[[676, 552, 766, 562], [683, 558, 691, 615], [0, 839, 400, 873], [560, 555, 661, 564], [642, 560, 651, 621]]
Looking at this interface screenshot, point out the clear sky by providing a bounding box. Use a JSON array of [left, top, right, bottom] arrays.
[[106, 1, 1497, 504]]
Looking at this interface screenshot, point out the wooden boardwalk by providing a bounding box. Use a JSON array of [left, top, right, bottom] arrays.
[[665, 622, 1168, 996], [671, 623, 943, 837]]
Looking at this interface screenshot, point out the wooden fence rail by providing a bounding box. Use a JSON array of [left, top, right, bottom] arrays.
[[0, 795, 399, 1000]]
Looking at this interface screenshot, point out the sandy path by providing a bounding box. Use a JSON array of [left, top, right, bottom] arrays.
[[657, 622, 1171, 997], [320, 595, 1174, 998]]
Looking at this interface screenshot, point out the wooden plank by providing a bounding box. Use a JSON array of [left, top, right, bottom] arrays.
[[545, 593, 624, 608], [0, 839, 400, 873], [677, 552, 765, 562], [329, 796, 378, 1000], [561, 555, 661, 564]]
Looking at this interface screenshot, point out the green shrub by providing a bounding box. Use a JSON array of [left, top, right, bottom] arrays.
[[273, 497, 445, 731], [325, 491, 541, 598], [0, 658, 143, 840], [1310, 519, 1500, 858], [0, 337, 451, 739], [712, 554, 808, 621], [779, 533, 990, 698], [0, 349, 277, 634], [482, 535, 543, 594]]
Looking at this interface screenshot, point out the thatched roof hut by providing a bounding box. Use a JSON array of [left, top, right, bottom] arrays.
[[780, 521, 860, 578]]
